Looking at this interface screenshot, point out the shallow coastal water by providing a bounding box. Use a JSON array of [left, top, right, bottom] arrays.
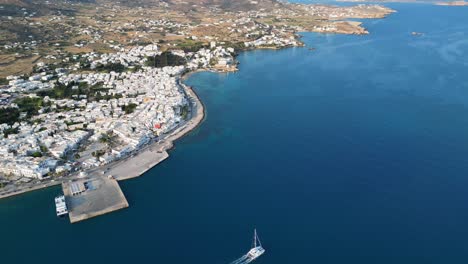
[[2, 4, 468, 264]]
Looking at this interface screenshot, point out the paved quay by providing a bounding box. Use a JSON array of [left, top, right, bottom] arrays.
[[63, 177, 129, 223]]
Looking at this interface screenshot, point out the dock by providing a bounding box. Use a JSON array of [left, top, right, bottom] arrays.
[[62, 177, 129, 223]]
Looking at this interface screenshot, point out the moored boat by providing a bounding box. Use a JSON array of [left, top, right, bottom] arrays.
[[55, 195, 68, 217]]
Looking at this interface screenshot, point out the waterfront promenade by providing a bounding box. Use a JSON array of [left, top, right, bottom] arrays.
[[0, 80, 205, 222], [96, 81, 205, 181]]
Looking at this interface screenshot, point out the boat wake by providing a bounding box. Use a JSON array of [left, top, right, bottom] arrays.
[[230, 254, 251, 264]]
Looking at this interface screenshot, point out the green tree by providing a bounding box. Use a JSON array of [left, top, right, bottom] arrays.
[[14, 97, 44, 118], [31, 151, 43, 158], [0, 108, 20, 125], [40, 145, 48, 153], [121, 103, 138, 114], [3, 127, 19, 137]]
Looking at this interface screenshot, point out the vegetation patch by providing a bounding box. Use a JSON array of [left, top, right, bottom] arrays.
[[174, 40, 207, 52], [3, 126, 19, 138], [36, 81, 121, 102], [92, 149, 106, 158], [181, 105, 189, 120], [30, 151, 43, 158], [14, 97, 46, 118], [40, 145, 49, 153], [0, 108, 20, 125], [145, 51, 186, 68], [121, 103, 138, 114], [93, 63, 126, 73]]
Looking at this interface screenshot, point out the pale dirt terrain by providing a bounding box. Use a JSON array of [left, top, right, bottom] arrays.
[[0, 0, 394, 78]]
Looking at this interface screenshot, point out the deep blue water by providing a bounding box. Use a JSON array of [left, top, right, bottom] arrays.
[[2, 4, 468, 264]]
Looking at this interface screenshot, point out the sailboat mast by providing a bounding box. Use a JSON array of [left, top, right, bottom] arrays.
[[254, 229, 257, 248]]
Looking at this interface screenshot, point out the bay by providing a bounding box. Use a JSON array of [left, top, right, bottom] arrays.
[[2, 4, 468, 264]]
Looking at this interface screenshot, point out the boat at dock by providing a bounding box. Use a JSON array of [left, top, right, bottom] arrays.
[[55, 195, 68, 217]]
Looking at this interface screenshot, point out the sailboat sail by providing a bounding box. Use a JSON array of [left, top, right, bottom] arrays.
[[255, 229, 262, 248]]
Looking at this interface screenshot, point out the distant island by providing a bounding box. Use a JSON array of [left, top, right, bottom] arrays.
[[338, 0, 468, 5], [436, 1, 468, 5], [338, 0, 428, 2]]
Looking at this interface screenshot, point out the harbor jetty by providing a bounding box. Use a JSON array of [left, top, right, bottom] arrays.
[[63, 177, 128, 223]]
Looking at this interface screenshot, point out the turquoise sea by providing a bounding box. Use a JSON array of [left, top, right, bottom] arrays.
[[1, 3, 468, 264]]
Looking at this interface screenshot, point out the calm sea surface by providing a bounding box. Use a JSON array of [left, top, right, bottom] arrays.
[[2, 4, 468, 264]]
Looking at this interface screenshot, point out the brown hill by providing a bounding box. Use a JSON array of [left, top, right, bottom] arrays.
[[1, 0, 280, 12], [0, 0, 30, 7]]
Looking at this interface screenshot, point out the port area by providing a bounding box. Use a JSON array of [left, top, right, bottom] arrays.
[[59, 82, 202, 223], [63, 177, 129, 223]]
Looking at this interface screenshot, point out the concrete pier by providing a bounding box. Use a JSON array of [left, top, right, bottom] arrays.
[[63, 177, 129, 223]]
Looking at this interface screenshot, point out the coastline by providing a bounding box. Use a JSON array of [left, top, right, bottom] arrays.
[[95, 74, 206, 181], [0, 7, 395, 202], [0, 72, 206, 200], [2, 4, 468, 262], [0, 180, 62, 200]]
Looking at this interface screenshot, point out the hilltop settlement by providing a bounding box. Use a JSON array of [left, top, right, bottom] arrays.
[[0, 0, 395, 222]]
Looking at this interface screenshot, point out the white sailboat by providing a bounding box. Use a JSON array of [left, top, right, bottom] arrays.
[[230, 229, 265, 264], [246, 229, 265, 261]]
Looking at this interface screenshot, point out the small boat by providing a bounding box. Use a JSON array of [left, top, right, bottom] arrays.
[[55, 195, 68, 217], [246, 229, 265, 261], [411, 32, 424, 36], [229, 229, 265, 264]]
